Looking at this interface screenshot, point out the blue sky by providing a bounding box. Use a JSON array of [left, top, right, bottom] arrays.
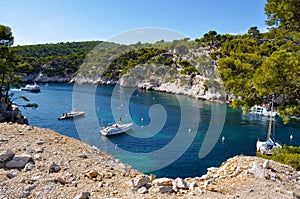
[[0, 0, 267, 45]]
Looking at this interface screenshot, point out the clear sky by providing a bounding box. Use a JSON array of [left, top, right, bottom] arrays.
[[0, 0, 267, 46]]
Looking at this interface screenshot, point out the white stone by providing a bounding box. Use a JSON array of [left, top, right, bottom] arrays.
[[24, 162, 34, 171], [188, 181, 198, 191], [73, 192, 90, 199], [34, 154, 42, 161], [49, 162, 61, 173], [84, 169, 99, 179], [263, 160, 270, 169], [7, 170, 18, 179], [137, 186, 148, 194], [152, 177, 173, 186], [247, 162, 265, 179], [172, 177, 188, 189], [132, 176, 149, 188]]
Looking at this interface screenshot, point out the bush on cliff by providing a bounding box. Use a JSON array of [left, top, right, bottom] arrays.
[[257, 145, 300, 170]]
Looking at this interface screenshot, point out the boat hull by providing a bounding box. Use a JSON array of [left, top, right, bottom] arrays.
[[58, 112, 85, 120], [20, 88, 41, 92], [100, 123, 133, 136], [21, 84, 41, 92], [250, 105, 278, 117]]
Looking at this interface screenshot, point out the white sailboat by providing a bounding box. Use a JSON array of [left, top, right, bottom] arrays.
[[100, 99, 133, 136], [256, 99, 281, 155]]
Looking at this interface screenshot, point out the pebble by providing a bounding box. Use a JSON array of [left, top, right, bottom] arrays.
[[7, 170, 18, 179], [138, 186, 148, 194], [74, 192, 90, 199], [49, 162, 61, 173]]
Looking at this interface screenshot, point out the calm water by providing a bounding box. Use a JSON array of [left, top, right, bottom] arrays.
[[13, 83, 300, 178]]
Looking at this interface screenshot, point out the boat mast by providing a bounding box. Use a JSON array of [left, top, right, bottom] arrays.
[[267, 97, 274, 141], [120, 104, 123, 124]]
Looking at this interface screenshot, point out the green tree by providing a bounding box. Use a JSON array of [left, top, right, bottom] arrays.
[[199, 30, 220, 48], [0, 25, 32, 103], [265, 0, 300, 31], [248, 26, 261, 39], [0, 25, 14, 46]]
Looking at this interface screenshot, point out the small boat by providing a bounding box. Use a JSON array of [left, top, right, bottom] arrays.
[[21, 83, 41, 92], [100, 122, 133, 136], [100, 99, 133, 136], [58, 111, 85, 120], [250, 104, 278, 117], [256, 100, 281, 155]]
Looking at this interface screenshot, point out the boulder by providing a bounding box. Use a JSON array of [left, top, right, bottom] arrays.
[[0, 149, 15, 162], [159, 186, 173, 194], [263, 160, 270, 169], [49, 162, 61, 173], [84, 169, 99, 179], [132, 176, 150, 188], [7, 170, 18, 179], [247, 162, 265, 179], [172, 177, 188, 189], [24, 162, 34, 171], [188, 181, 198, 191], [5, 154, 33, 169], [137, 186, 148, 194], [149, 173, 156, 183], [152, 177, 173, 186], [74, 192, 90, 199]]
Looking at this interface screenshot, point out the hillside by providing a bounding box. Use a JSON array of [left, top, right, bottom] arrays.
[[13, 41, 102, 81], [1, 123, 300, 198]]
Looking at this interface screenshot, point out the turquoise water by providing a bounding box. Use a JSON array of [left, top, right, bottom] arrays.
[[13, 83, 300, 178]]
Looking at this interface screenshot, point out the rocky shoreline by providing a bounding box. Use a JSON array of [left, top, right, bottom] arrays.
[[1, 123, 300, 199]]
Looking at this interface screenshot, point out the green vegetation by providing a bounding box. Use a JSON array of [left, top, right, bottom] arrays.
[[178, 60, 198, 75], [204, 0, 300, 122], [14, 41, 102, 77], [0, 25, 32, 103], [103, 47, 166, 79], [257, 145, 300, 170], [265, 0, 300, 31]]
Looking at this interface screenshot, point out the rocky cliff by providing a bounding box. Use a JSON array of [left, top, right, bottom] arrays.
[[72, 47, 226, 102], [1, 123, 299, 199]]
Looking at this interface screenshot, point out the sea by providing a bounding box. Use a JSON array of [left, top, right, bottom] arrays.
[[11, 83, 300, 178]]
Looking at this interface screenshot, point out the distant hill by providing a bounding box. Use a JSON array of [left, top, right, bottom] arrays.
[[13, 41, 102, 79]]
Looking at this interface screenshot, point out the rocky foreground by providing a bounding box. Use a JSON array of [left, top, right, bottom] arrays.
[[0, 123, 300, 199]]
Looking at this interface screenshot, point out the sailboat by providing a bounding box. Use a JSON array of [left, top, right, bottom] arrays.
[[100, 88, 133, 136], [256, 99, 282, 155]]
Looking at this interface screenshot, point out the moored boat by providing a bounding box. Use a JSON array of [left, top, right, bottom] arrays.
[[250, 104, 278, 117], [256, 100, 281, 155], [100, 122, 133, 136], [58, 111, 85, 120], [21, 83, 41, 92]]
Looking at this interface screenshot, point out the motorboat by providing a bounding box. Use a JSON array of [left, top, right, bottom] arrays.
[[58, 111, 85, 120], [250, 104, 278, 117], [21, 83, 41, 92], [100, 122, 133, 136]]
